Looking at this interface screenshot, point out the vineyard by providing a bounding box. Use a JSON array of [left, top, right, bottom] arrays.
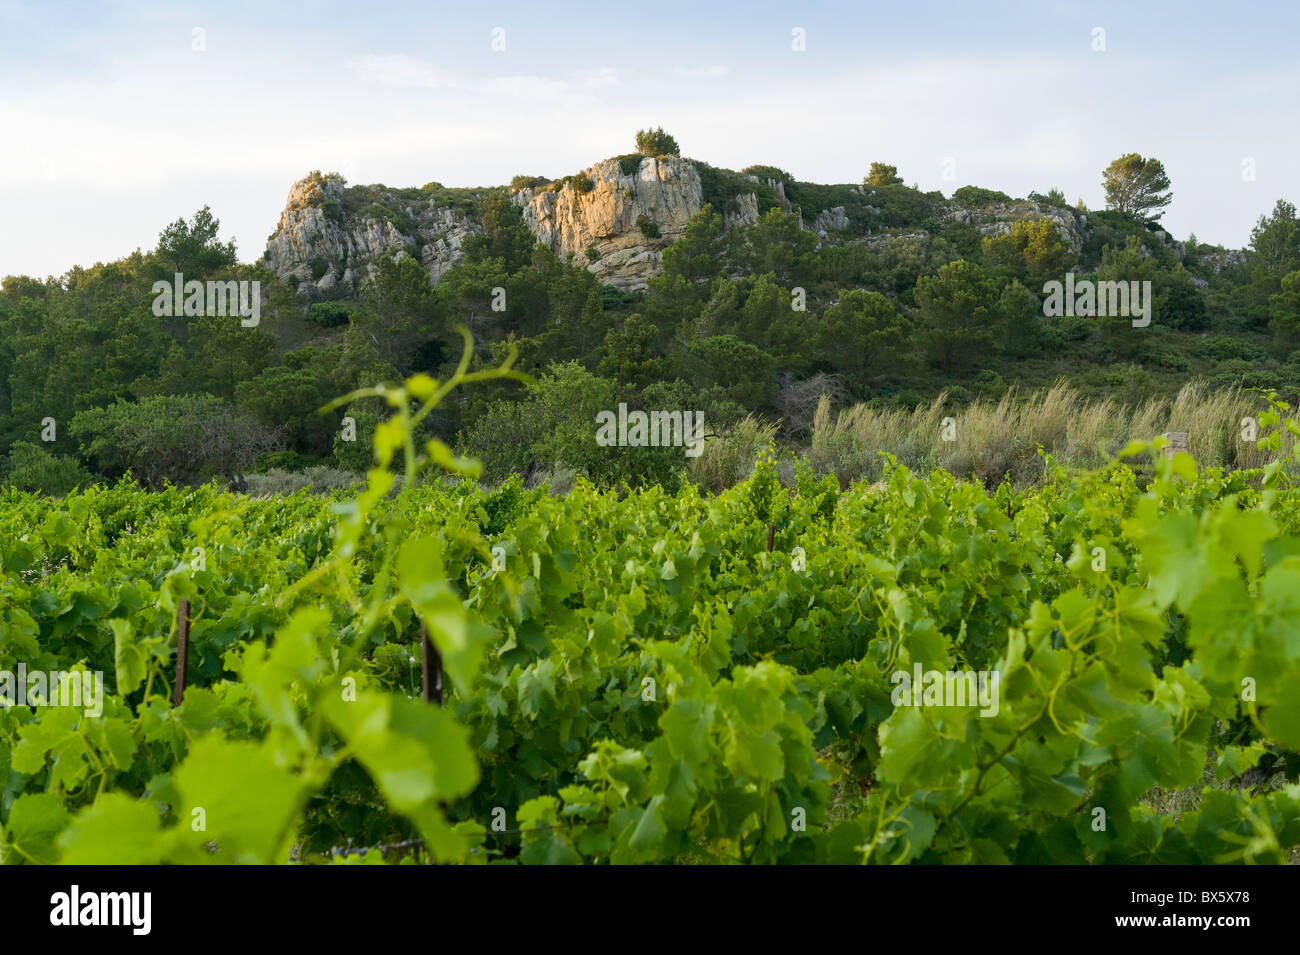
[[2, 355, 1299, 865]]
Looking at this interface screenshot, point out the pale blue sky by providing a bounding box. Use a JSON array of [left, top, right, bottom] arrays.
[[1, 0, 1296, 277]]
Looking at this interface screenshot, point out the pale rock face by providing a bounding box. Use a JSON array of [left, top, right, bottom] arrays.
[[1198, 249, 1246, 273], [513, 156, 703, 291], [947, 199, 1088, 254], [264, 174, 480, 298], [812, 206, 850, 237], [724, 193, 760, 230]]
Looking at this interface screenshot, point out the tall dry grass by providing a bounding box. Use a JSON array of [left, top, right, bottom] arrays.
[[809, 380, 1284, 489], [689, 415, 781, 493]]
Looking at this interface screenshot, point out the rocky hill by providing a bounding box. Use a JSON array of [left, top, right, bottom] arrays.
[[262, 157, 1185, 298], [263, 173, 481, 298]]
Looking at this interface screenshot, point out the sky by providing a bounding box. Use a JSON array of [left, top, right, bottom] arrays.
[[1, 0, 1297, 278]]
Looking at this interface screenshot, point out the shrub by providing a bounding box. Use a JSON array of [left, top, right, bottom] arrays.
[[1197, 335, 1260, 361], [332, 408, 381, 472], [601, 285, 638, 310], [2, 442, 95, 495], [953, 185, 1012, 206], [510, 174, 550, 191], [637, 215, 661, 239], [307, 300, 352, 327], [252, 449, 312, 473], [635, 126, 680, 157], [865, 162, 903, 187], [309, 257, 329, 281], [572, 172, 595, 193], [743, 165, 796, 186], [1028, 189, 1070, 208], [615, 154, 645, 176]]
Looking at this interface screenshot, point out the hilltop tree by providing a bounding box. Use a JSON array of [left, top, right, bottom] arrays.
[[1102, 154, 1173, 221], [1249, 199, 1300, 279], [154, 205, 238, 277], [865, 162, 903, 187], [635, 127, 680, 157]]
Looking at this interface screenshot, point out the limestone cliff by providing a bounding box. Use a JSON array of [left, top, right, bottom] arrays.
[[511, 156, 703, 292], [263, 173, 480, 298], [941, 197, 1089, 254], [262, 159, 1183, 299]]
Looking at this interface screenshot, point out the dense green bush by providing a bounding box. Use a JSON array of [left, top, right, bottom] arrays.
[[510, 174, 550, 191], [634, 126, 679, 157], [615, 154, 645, 176], [952, 185, 1012, 206], [308, 300, 352, 327], [1, 441, 95, 495]]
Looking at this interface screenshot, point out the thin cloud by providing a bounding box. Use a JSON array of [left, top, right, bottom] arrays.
[[671, 66, 729, 78], [345, 54, 460, 89]]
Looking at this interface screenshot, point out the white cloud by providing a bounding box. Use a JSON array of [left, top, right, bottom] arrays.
[[479, 69, 618, 107], [345, 54, 459, 89], [671, 65, 730, 78]]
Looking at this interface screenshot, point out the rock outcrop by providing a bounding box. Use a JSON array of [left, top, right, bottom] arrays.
[[723, 192, 760, 230], [811, 206, 850, 237], [942, 198, 1088, 254], [511, 156, 703, 291], [264, 174, 479, 298], [263, 159, 1208, 299]]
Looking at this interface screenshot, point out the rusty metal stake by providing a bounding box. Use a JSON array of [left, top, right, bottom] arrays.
[[420, 621, 443, 706], [174, 598, 190, 706]]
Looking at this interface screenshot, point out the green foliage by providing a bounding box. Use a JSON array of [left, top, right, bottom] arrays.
[[1102, 153, 1174, 222], [460, 194, 537, 271], [680, 334, 775, 408], [1269, 269, 1300, 351], [461, 362, 686, 489], [865, 162, 904, 187], [510, 175, 550, 192], [0, 168, 1294, 506], [308, 300, 352, 328], [953, 185, 1012, 206], [70, 394, 278, 488], [637, 216, 661, 239], [634, 126, 679, 157], [599, 313, 664, 387], [615, 154, 645, 176], [2, 441, 95, 495], [915, 259, 998, 373], [693, 163, 784, 218], [6, 382, 1300, 864], [981, 218, 1075, 285], [332, 407, 381, 472], [572, 172, 595, 193], [154, 206, 238, 278], [817, 290, 912, 380]]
